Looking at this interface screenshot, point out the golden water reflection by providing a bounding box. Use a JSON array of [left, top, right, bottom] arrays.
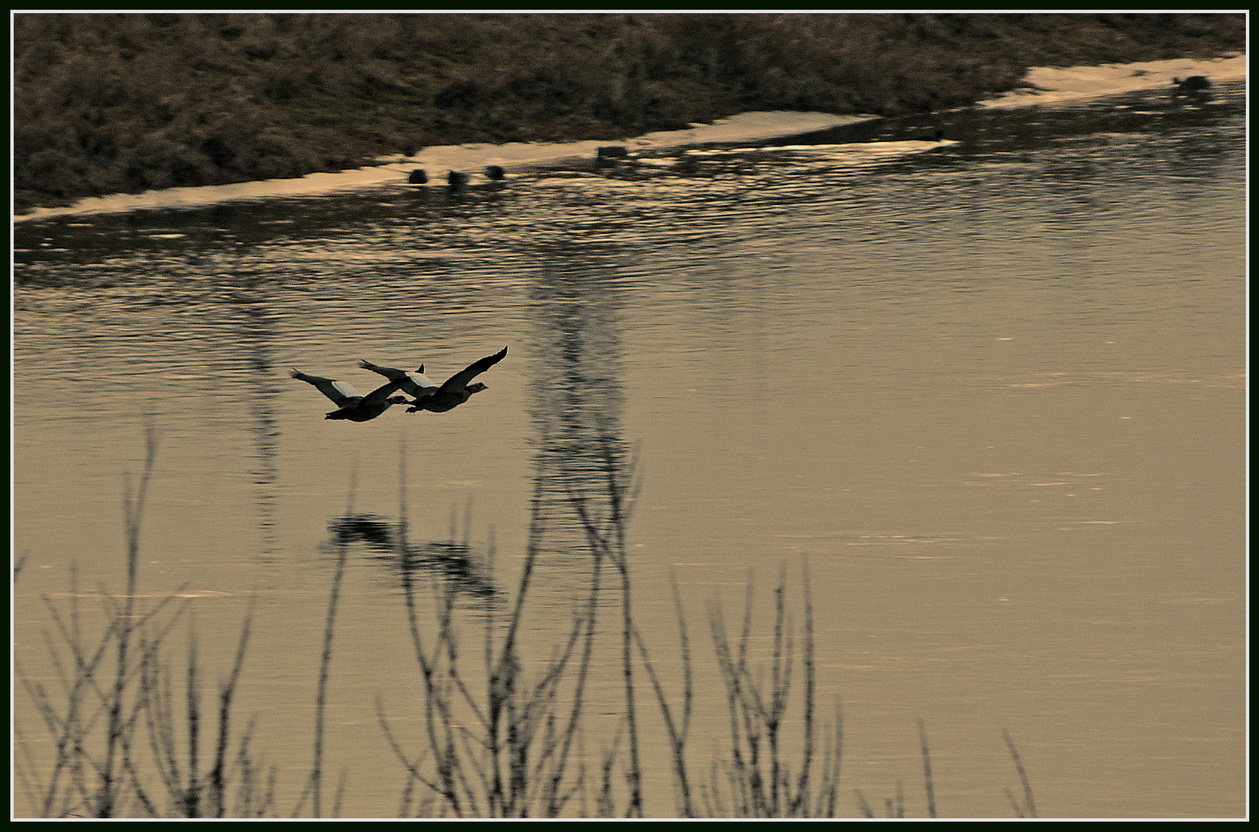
[[12, 82, 1245, 818]]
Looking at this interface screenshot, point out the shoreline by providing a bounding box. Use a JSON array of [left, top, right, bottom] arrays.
[[14, 13, 1244, 217], [13, 54, 1244, 225], [977, 53, 1244, 108]]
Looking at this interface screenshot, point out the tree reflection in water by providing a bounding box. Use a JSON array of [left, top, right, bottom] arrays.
[[527, 263, 629, 563]]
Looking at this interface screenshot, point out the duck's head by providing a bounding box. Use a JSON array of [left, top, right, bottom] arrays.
[[467, 382, 489, 394], [387, 395, 410, 405]]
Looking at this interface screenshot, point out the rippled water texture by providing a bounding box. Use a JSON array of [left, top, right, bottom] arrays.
[[12, 78, 1245, 818]]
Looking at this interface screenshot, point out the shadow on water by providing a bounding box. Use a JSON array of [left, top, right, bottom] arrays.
[[326, 511, 497, 600]]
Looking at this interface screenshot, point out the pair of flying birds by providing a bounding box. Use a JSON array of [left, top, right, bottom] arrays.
[[292, 346, 508, 422]]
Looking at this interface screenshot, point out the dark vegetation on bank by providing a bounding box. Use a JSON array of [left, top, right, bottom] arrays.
[[12, 12, 1245, 213]]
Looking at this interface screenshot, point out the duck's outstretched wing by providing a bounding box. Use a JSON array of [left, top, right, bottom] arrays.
[[361, 378, 406, 407], [359, 359, 405, 380], [439, 346, 509, 393], [292, 369, 361, 406], [361, 359, 439, 397]]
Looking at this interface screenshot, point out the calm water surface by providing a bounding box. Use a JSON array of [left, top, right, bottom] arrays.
[[12, 84, 1245, 818]]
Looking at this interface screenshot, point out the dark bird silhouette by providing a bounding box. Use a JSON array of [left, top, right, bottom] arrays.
[[485, 165, 506, 180], [408, 169, 429, 184], [1172, 75, 1212, 92], [447, 170, 471, 188], [356, 360, 439, 399], [360, 347, 508, 414], [291, 370, 408, 421]]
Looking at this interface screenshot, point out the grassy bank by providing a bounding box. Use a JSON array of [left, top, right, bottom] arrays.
[[12, 12, 1244, 213]]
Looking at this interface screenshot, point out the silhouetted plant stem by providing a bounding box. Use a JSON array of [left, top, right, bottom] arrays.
[[183, 628, 202, 815], [17, 433, 272, 818], [1003, 729, 1037, 818], [791, 560, 816, 816], [99, 425, 159, 816], [567, 435, 643, 817], [630, 572, 695, 816], [208, 602, 255, 816], [302, 484, 351, 818], [16, 432, 1044, 818], [541, 525, 605, 816], [705, 566, 840, 817], [919, 719, 937, 818]]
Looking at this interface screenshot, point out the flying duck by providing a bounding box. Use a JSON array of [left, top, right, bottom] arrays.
[[291, 370, 409, 422], [360, 347, 508, 414]]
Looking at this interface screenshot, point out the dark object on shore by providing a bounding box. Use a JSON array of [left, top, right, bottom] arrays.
[[897, 127, 946, 141], [408, 169, 428, 184], [448, 170, 470, 188], [673, 156, 700, 174], [361, 346, 508, 414], [485, 165, 506, 180], [290, 370, 408, 422], [597, 145, 629, 159], [1172, 75, 1212, 92]]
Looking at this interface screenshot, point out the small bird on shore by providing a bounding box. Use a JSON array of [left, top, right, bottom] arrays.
[[360, 347, 508, 414], [1171, 75, 1212, 92], [291, 370, 409, 422], [597, 145, 629, 159]]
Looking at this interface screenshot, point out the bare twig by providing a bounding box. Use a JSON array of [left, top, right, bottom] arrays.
[[1002, 729, 1036, 818], [919, 718, 937, 818]]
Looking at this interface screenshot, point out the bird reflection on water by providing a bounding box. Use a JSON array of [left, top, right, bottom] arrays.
[[327, 512, 496, 599]]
